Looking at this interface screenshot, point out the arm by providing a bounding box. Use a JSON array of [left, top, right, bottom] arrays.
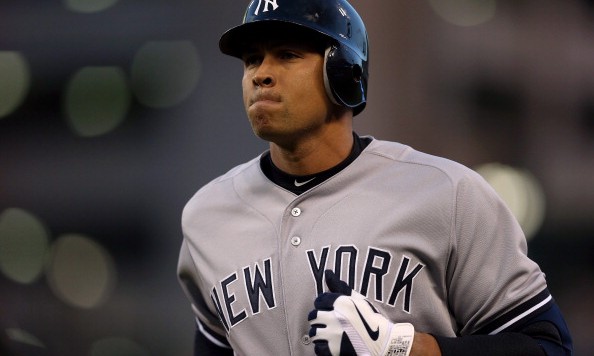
[[308, 270, 572, 356], [193, 319, 234, 356], [178, 240, 235, 356], [410, 333, 441, 355], [435, 171, 573, 355], [415, 331, 545, 356], [433, 298, 573, 355]]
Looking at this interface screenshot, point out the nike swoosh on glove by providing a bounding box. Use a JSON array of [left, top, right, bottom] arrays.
[[308, 270, 415, 356]]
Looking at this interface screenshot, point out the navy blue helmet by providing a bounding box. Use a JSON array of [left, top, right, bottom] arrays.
[[219, 0, 369, 116]]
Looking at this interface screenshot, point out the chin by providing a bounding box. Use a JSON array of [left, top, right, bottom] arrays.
[[252, 128, 277, 142], [249, 113, 277, 136], [250, 125, 285, 144]]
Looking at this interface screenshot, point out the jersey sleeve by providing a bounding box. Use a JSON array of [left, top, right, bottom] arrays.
[[446, 169, 549, 336], [434, 301, 573, 355], [194, 318, 234, 356], [177, 239, 232, 350]]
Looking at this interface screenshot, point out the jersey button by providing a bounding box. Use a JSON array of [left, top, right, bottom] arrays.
[[290, 236, 301, 246], [301, 334, 311, 345], [291, 207, 301, 217]]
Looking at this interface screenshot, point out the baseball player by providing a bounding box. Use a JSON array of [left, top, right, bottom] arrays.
[[177, 0, 573, 355]]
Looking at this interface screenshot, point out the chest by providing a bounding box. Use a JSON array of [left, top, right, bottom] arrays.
[[186, 188, 455, 353]]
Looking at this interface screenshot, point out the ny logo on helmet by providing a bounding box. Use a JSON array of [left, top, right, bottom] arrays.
[[254, 0, 279, 15]]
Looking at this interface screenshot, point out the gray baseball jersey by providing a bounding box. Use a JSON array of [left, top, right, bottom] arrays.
[[177, 137, 550, 355]]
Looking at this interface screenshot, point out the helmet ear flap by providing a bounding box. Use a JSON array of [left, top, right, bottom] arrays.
[[323, 44, 368, 116], [323, 46, 341, 107]]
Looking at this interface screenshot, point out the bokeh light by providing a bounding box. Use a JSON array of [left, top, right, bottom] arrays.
[[0, 51, 30, 119], [63, 0, 119, 14], [5, 328, 46, 349], [428, 0, 496, 27], [89, 337, 148, 356], [476, 163, 546, 240], [0, 208, 50, 284], [131, 40, 201, 108], [64, 66, 131, 137], [45, 234, 117, 309]]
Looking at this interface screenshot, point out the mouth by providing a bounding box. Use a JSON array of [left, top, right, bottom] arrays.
[[250, 92, 281, 107]]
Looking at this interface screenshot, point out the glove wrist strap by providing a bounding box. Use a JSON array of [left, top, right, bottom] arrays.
[[384, 322, 415, 356]]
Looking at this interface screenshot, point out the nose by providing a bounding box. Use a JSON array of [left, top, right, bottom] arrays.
[[252, 56, 276, 87], [253, 75, 274, 87]]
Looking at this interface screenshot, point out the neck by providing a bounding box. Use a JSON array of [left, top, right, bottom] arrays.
[[269, 115, 354, 176]]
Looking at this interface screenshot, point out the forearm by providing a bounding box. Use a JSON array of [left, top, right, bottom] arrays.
[[410, 332, 441, 356], [411, 331, 555, 356], [432, 332, 546, 356]]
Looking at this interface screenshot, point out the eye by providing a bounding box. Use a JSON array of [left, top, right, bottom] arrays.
[[279, 51, 300, 60], [242, 54, 262, 67]]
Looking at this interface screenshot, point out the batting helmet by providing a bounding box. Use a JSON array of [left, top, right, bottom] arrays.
[[219, 0, 369, 116]]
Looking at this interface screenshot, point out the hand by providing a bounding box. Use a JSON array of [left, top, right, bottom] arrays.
[[308, 270, 415, 356]]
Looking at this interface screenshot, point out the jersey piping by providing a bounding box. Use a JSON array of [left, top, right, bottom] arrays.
[[476, 288, 553, 335], [197, 318, 232, 349]]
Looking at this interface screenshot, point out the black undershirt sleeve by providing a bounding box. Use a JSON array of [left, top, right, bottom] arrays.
[[434, 303, 572, 356], [434, 331, 547, 356], [193, 327, 234, 356]]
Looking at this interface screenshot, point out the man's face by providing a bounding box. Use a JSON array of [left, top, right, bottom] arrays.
[[241, 40, 336, 147]]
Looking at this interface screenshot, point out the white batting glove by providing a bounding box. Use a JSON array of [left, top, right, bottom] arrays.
[[308, 270, 415, 356]]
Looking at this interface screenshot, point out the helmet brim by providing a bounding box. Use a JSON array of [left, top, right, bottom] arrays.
[[219, 20, 331, 59]]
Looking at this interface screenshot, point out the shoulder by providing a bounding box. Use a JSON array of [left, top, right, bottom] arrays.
[[200, 154, 265, 190], [362, 137, 487, 189], [182, 154, 265, 214], [358, 138, 506, 224]]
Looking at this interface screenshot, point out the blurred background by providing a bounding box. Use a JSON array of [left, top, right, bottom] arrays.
[[1, 0, 593, 355]]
